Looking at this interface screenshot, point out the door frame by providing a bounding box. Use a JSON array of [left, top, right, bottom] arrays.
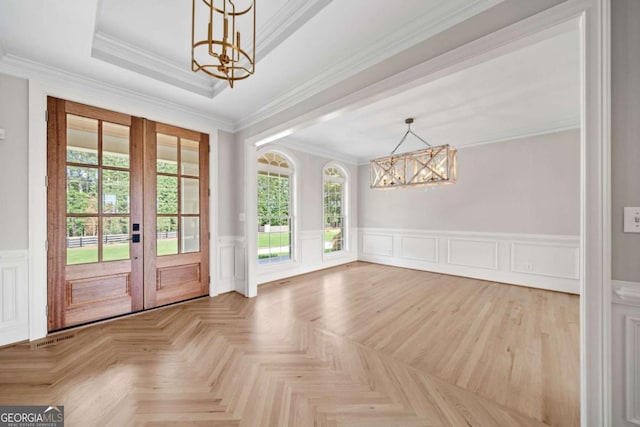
[[242, 1, 611, 425], [27, 82, 220, 339]]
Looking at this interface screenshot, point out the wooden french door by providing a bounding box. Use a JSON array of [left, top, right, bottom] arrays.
[[47, 98, 209, 331]]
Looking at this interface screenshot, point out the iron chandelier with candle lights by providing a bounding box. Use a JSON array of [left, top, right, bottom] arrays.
[[191, 0, 256, 88], [370, 118, 457, 189]]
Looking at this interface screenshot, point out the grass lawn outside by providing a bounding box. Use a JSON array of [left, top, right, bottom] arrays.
[[67, 239, 180, 264]]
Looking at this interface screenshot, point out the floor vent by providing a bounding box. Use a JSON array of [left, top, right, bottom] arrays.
[[32, 334, 76, 349]]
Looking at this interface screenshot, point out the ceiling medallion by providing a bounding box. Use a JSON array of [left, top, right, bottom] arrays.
[[370, 118, 457, 189], [191, 0, 256, 88]]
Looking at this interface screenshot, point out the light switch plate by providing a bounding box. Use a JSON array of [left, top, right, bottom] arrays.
[[624, 207, 640, 233], [0, 129, 5, 140]]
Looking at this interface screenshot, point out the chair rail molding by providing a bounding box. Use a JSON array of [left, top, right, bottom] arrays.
[[613, 281, 640, 306]]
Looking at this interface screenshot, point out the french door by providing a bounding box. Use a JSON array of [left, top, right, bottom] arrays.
[[46, 98, 209, 331]]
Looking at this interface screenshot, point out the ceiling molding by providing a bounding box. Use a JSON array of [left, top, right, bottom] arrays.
[[453, 118, 580, 148], [256, 0, 333, 60], [235, 0, 503, 131], [275, 137, 359, 165], [0, 53, 234, 132], [353, 118, 581, 165], [92, 32, 216, 98], [213, 0, 334, 100], [92, 0, 332, 100], [243, 6, 581, 147]]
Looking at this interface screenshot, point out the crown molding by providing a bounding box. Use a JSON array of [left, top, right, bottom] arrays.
[[273, 137, 359, 166], [353, 118, 581, 165], [92, 32, 216, 98], [235, 0, 504, 131], [455, 118, 580, 149], [0, 53, 234, 131], [92, 0, 332, 101]]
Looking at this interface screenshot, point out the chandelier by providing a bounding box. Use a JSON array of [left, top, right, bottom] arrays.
[[191, 0, 256, 88], [370, 118, 457, 189]]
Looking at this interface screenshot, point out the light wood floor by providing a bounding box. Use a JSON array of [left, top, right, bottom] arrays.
[[0, 262, 579, 426]]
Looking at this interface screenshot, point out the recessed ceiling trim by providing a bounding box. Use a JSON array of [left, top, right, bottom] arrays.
[[235, 0, 504, 131], [92, 32, 216, 98], [92, 0, 332, 100], [0, 53, 234, 132], [212, 0, 334, 99], [354, 119, 581, 165], [276, 137, 359, 165]]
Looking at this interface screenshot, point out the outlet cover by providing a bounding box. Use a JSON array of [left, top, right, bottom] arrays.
[[624, 207, 640, 233]]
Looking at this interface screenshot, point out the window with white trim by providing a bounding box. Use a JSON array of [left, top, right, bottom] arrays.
[[257, 152, 293, 264], [323, 165, 346, 253]]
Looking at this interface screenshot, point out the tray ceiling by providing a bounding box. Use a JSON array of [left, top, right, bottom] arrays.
[[0, 0, 502, 129]]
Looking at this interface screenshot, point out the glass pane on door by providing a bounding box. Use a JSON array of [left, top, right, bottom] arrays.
[[67, 115, 98, 165], [66, 217, 99, 265], [157, 134, 178, 173], [103, 217, 130, 261], [103, 122, 130, 168], [157, 217, 178, 256]]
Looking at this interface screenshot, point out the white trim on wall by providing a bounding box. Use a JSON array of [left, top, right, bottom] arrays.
[[613, 281, 640, 306], [257, 228, 358, 285], [612, 281, 640, 426], [359, 228, 581, 294], [0, 250, 29, 346], [626, 315, 640, 425]]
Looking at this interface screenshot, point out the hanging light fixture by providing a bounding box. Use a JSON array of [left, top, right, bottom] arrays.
[[191, 0, 256, 88], [370, 118, 457, 189]]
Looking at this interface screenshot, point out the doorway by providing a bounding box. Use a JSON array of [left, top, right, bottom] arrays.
[[46, 97, 210, 331]]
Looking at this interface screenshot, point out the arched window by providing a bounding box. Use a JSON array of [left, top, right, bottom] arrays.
[[323, 164, 346, 253], [257, 151, 294, 264]]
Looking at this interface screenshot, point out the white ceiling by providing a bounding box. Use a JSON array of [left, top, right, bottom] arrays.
[[0, 0, 502, 130], [283, 26, 581, 164]]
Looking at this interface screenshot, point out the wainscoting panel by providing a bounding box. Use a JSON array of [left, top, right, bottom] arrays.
[[362, 233, 393, 257], [627, 315, 640, 425], [511, 241, 579, 279], [358, 229, 580, 294], [447, 239, 498, 270], [217, 236, 240, 295], [613, 281, 640, 427], [300, 231, 323, 265], [399, 235, 438, 263], [0, 250, 29, 346]]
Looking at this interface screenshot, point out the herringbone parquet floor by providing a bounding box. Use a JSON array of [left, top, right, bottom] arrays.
[[0, 262, 579, 426]]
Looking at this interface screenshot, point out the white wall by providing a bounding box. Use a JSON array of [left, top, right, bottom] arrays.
[[611, 0, 640, 425], [357, 130, 581, 294], [359, 130, 580, 235], [0, 73, 28, 251]]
